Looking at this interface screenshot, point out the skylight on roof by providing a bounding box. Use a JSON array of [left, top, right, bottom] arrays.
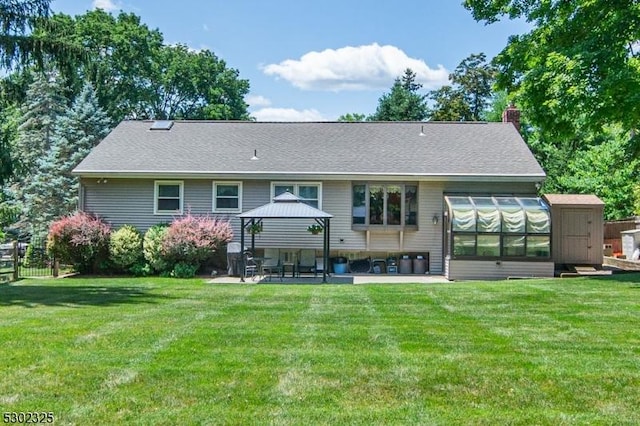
[[150, 120, 174, 130]]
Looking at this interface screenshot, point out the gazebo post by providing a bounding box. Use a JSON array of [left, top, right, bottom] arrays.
[[240, 218, 245, 282], [250, 219, 256, 254], [323, 218, 330, 283]]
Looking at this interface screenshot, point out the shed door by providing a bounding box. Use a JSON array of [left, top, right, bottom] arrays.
[[561, 209, 593, 263]]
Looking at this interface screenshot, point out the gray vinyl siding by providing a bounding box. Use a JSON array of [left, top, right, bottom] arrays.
[[445, 259, 554, 280], [443, 181, 539, 194], [81, 177, 540, 276]]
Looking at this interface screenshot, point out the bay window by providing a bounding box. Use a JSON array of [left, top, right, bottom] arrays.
[[352, 183, 418, 229]]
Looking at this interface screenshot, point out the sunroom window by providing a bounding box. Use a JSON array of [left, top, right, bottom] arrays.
[[446, 195, 550, 259], [352, 183, 418, 229]]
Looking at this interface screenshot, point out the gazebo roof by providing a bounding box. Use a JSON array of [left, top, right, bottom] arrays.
[[237, 192, 333, 219]]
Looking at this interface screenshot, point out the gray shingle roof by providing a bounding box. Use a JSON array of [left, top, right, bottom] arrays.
[[238, 192, 333, 218], [73, 120, 545, 179]]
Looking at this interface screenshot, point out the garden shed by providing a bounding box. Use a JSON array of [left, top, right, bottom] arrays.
[[543, 194, 605, 268]]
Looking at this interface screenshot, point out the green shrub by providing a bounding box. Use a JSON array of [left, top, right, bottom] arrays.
[[109, 225, 144, 273], [24, 241, 48, 269], [143, 224, 170, 274], [171, 262, 199, 278]]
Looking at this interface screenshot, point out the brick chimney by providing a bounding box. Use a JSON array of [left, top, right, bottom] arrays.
[[502, 103, 521, 132]]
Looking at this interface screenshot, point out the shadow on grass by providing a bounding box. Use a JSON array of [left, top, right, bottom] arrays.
[[0, 283, 172, 308]]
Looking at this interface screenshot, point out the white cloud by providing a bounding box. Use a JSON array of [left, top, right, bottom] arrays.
[[92, 0, 120, 11], [262, 43, 449, 91], [252, 108, 327, 122], [246, 95, 272, 108]]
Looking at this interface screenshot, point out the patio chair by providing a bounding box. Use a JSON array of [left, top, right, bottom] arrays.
[[243, 250, 258, 280], [261, 257, 283, 282], [297, 249, 317, 277]]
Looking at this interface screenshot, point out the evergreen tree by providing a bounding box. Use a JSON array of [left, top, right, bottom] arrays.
[[369, 69, 428, 121], [23, 82, 111, 233], [14, 70, 67, 174]]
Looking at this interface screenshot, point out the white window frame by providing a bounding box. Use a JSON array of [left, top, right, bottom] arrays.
[[154, 180, 184, 215], [213, 181, 243, 213], [270, 182, 322, 209]]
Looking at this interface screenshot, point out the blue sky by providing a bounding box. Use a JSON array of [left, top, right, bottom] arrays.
[[50, 0, 529, 121]]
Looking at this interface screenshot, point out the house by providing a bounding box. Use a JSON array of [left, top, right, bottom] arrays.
[[73, 115, 555, 280]]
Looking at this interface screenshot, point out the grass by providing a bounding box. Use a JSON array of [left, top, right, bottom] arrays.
[[0, 275, 639, 425]]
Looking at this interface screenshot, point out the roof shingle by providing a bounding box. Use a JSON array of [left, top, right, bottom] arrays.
[[73, 120, 546, 179]]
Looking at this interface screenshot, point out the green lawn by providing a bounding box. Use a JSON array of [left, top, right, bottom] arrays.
[[1, 275, 639, 425]]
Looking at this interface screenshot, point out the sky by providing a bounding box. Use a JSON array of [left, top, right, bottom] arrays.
[[50, 0, 530, 121]]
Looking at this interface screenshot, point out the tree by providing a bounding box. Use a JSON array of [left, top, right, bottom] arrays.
[[22, 82, 111, 233], [11, 70, 68, 234], [147, 44, 250, 120], [38, 10, 251, 122], [427, 86, 470, 121], [427, 53, 496, 121], [13, 69, 67, 174], [369, 69, 428, 121], [0, 0, 54, 68], [463, 0, 640, 140], [337, 113, 366, 122], [0, 0, 79, 184], [554, 126, 639, 220]]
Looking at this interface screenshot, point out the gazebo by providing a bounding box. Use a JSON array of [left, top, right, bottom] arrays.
[[236, 192, 333, 282]]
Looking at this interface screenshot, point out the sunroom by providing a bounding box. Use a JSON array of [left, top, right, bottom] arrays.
[[443, 195, 554, 280]]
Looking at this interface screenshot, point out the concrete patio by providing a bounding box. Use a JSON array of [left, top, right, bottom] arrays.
[[207, 273, 450, 285]]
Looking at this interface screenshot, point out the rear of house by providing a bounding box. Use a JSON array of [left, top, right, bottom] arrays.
[[73, 119, 554, 279]]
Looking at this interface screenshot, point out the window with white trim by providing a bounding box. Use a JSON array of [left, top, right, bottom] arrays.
[[213, 182, 242, 213], [352, 183, 418, 228], [271, 182, 321, 208], [154, 181, 183, 215]]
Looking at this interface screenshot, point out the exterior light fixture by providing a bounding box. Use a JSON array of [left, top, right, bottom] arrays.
[[432, 214, 439, 225], [419, 125, 426, 137], [250, 149, 259, 160], [97, 178, 108, 184]]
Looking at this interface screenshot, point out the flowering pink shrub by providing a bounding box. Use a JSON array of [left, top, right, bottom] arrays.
[[161, 214, 233, 272], [47, 212, 111, 274]]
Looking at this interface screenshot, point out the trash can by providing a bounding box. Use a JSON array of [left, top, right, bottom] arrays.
[[399, 256, 412, 274], [226, 242, 242, 276], [413, 253, 429, 274], [332, 256, 348, 274]]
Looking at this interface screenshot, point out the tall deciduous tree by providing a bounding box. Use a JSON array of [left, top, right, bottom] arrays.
[[427, 53, 496, 121], [369, 69, 428, 121], [39, 10, 250, 122], [464, 0, 640, 140]]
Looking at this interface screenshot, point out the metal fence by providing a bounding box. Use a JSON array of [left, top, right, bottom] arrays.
[[20, 237, 56, 278], [0, 239, 58, 281]]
